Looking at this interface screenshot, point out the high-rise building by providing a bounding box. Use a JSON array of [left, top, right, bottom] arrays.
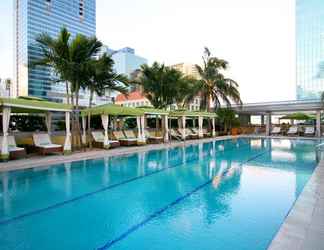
[[170, 63, 200, 79], [111, 47, 147, 77], [296, 0, 324, 100], [13, 0, 96, 102]]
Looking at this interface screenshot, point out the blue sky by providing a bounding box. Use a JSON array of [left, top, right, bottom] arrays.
[[0, 0, 295, 102]]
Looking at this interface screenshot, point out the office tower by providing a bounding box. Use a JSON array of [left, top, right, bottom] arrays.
[[296, 0, 324, 100], [13, 0, 96, 102]]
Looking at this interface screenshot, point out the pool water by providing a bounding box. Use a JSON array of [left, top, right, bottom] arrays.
[[0, 138, 319, 250]]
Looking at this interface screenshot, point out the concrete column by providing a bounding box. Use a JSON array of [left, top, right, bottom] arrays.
[[316, 110, 321, 137], [266, 112, 271, 136], [162, 115, 169, 143], [181, 116, 186, 140]]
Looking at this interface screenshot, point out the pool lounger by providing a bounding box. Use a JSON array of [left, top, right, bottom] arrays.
[[144, 130, 163, 144], [91, 131, 120, 148], [304, 126, 315, 137], [33, 133, 63, 155], [271, 127, 281, 135], [0, 135, 26, 159], [287, 126, 298, 136], [113, 131, 138, 146]]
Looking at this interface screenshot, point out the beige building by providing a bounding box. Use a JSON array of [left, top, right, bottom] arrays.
[[170, 63, 202, 111], [170, 63, 200, 79]]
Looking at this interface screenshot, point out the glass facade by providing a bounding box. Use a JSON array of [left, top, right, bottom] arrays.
[[14, 0, 96, 102], [296, 0, 324, 100], [111, 47, 148, 77]]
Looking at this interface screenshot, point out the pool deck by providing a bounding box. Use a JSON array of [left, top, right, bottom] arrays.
[[1, 134, 323, 250]]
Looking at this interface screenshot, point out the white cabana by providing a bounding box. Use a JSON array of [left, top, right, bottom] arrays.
[[0, 97, 72, 160]]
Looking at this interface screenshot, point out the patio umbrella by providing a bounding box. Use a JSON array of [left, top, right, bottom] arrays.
[[279, 113, 314, 121]]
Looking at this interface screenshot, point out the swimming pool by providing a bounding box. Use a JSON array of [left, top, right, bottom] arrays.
[[0, 138, 319, 250]]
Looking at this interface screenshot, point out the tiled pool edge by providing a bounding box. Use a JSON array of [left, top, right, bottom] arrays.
[[0, 135, 238, 173], [268, 158, 324, 250]]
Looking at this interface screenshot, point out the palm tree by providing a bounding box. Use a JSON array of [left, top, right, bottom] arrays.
[[35, 27, 72, 104], [135, 62, 178, 109], [86, 54, 129, 147], [34, 28, 115, 148], [173, 76, 201, 109], [195, 47, 242, 111]]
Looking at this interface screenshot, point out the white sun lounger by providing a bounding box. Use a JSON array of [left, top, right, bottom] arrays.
[[271, 127, 281, 135], [33, 133, 62, 155], [91, 131, 120, 148], [304, 126, 315, 136], [144, 130, 163, 144], [287, 126, 298, 136], [113, 131, 138, 146], [0, 135, 26, 159]]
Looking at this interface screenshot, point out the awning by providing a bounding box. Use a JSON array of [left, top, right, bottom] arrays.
[[169, 110, 217, 118], [0, 97, 72, 113], [81, 104, 145, 117]]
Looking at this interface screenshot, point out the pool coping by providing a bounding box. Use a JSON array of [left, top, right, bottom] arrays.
[[0, 135, 238, 173]]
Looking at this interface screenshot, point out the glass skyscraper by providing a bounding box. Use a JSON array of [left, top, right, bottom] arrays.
[[13, 0, 96, 102], [296, 0, 324, 100]]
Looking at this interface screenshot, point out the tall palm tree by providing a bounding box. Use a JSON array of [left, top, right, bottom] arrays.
[[34, 28, 115, 148], [85, 54, 129, 147], [135, 62, 177, 109], [35, 27, 72, 104], [195, 47, 242, 111]]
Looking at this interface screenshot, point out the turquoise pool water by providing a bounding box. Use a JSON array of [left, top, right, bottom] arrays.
[[0, 138, 319, 250]]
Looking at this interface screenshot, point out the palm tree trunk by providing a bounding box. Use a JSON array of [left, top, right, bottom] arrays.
[[75, 89, 82, 149], [65, 81, 70, 105], [88, 90, 94, 149]]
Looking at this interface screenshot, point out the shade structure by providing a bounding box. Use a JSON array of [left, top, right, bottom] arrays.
[[169, 110, 217, 118], [0, 96, 71, 113], [279, 113, 315, 121], [81, 104, 145, 117], [0, 97, 73, 160]]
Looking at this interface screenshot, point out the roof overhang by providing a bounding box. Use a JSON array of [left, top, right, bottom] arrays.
[[230, 100, 323, 115]]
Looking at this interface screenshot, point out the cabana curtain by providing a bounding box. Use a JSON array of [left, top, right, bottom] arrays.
[[64, 112, 71, 153], [101, 114, 109, 148], [198, 116, 203, 138], [45, 112, 52, 134], [81, 116, 87, 145], [1, 107, 11, 159]]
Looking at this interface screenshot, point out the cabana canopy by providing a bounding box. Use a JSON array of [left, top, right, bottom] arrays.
[[279, 113, 314, 121], [0, 96, 72, 113], [0, 97, 73, 160], [169, 110, 217, 118], [81, 104, 144, 117], [136, 106, 169, 115], [169, 109, 217, 139]]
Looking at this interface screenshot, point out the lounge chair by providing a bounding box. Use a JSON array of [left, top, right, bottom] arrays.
[[112, 130, 137, 146], [304, 126, 315, 137], [170, 128, 183, 141], [287, 126, 299, 136], [202, 128, 212, 137], [145, 130, 163, 144], [177, 128, 192, 140], [91, 131, 120, 148], [0, 136, 26, 160], [185, 128, 199, 139], [271, 127, 281, 135], [32, 133, 63, 155]]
